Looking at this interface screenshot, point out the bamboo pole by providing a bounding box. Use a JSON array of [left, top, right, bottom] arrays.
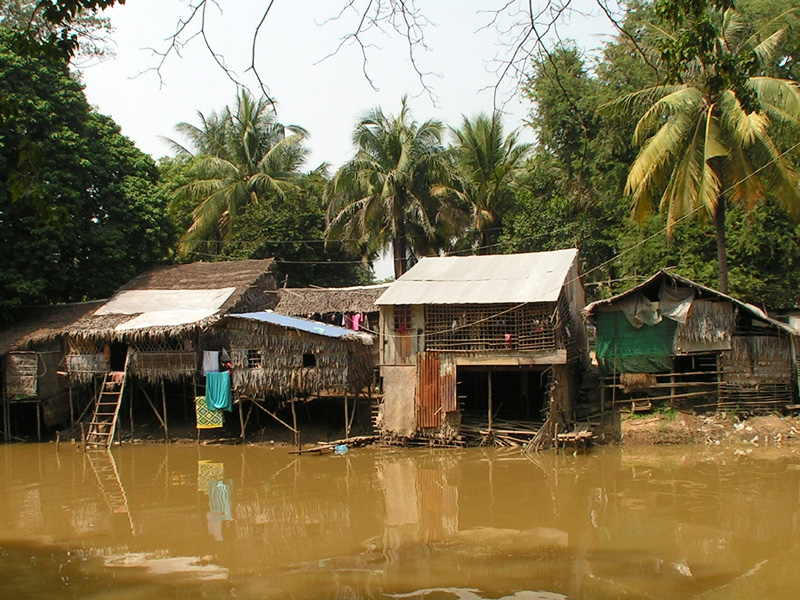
[[161, 380, 169, 443], [141, 387, 167, 432], [344, 392, 349, 439], [347, 391, 358, 435], [239, 398, 245, 444], [488, 370, 494, 434], [129, 377, 135, 442], [291, 400, 300, 452], [68, 380, 74, 433]]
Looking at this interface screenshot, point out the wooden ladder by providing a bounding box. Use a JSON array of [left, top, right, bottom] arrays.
[[85, 352, 130, 448]]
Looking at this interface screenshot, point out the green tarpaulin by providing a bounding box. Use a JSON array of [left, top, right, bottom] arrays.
[[595, 311, 677, 375]]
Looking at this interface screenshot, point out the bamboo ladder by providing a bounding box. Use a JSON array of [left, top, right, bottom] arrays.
[[85, 351, 131, 448]]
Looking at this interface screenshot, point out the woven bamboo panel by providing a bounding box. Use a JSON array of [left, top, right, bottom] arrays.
[[5, 353, 38, 396], [424, 303, 557, 352]]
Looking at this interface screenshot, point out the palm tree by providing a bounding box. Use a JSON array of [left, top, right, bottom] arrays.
[[608, 8, 800, 293], [451, 112, 531, 254], [325, 97, 460, 279], [167, 90, 309, 257]]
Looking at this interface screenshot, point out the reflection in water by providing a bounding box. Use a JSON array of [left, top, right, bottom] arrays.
[[198, 460, 233, 541], [206, 479, 233, 541], [1, 444, 800, 599]]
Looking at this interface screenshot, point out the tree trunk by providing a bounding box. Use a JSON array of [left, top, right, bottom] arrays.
[[714, 197, 729, 294], [393, 216, 408, 279]]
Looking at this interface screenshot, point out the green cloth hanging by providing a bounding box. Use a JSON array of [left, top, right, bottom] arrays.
[[595, 311, 677, 375], [205, 371, 233, 412]]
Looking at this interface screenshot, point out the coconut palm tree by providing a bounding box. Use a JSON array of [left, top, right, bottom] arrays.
[[325, 97, 460, 279], [607, 7, 800, 293], [167, 90, 309, 257], [451, 112, 531, 254]]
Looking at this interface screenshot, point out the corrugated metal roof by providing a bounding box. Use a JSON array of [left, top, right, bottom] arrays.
[[376, 249, 579, 305], [224, 311, 373, 343]]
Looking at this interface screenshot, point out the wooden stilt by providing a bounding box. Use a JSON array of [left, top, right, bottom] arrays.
[[130, 377, 135, 441], [239, 398, 245, 444], [2, 386, 8, 443], [161, 381, 169, 443], [36, 399, 41, 442], [347, 391, 358, 437], [344, 392, 350, 439], [68, 380, 74, 432], [488, 370, 494, 433], [291, 400, 300, 451]]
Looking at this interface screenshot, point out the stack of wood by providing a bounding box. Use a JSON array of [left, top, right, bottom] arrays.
[[460, 414, 545, 448]]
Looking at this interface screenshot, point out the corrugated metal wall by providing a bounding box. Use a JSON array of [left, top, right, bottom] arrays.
[[416, 352, 456, 428]]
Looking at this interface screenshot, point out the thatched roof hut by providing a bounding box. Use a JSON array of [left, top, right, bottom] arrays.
[[275, 284, 388, 318], [214, 311, 374, 398], [66, 259, 277, 342], [583, 270, 799, 412], [62, 259, 278, 383]]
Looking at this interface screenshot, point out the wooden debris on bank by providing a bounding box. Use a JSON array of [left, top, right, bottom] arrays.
[[289, 434, 378, 455]]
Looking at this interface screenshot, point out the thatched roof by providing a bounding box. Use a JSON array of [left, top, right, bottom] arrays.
[[275, 284, 389, 316], [0, 301, 105, 355], [65, 259, 277, 340]]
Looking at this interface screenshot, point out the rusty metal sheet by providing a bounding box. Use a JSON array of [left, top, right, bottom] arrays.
[[416, 352, 457, 429], [416, 353, 442, 428]]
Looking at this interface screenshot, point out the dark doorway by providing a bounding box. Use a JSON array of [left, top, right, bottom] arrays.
[[457, 367, 549, 422], [109, 342, 128, 371]]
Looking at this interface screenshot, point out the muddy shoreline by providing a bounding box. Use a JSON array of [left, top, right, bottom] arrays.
[[620, 411, 800, 448], [40, 410, 800, 451]]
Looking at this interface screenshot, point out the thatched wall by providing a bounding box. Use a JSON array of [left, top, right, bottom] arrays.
[[130, 351, 198, 382], [674, 300, 735, 353], [5, 352, 39, 396], [65, 353, 107, 383], [224, 323, 373, 398], [718, 335, 795, 408]]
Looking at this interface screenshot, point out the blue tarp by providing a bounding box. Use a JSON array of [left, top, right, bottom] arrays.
[[225, 311, 362, 339]]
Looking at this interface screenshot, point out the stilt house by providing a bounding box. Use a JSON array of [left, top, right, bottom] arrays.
[[582, 270, 800, 413], [375, 249, 587, 446], [60, 259, 278, 444], [0, 301, 103, 441], [212, 311, 375, 441], [275, 283, 388, 366]]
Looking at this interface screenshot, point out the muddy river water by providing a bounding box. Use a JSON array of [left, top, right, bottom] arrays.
[[1, 442, 799, 599]]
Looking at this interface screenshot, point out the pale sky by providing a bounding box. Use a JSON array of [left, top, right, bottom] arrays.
[[77, 0, 618, 170]]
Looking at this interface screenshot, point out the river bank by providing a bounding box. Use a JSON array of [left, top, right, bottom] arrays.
[[43, 407, 800, 450], [621, 410, 800, 447]]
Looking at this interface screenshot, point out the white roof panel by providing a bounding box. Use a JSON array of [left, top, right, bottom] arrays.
[[376, 249, 578, 305], [94, 288, 237, 330]]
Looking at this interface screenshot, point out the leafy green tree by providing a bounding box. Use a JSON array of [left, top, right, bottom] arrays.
[[326, 96, 460, 279], [167, 90, 309, 258], [3, 0, 119, 60], [0, 31, 171, 318], [223, 168, 371, 287], [450, 112, 530, 254], [607, 6, 800, 293]]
